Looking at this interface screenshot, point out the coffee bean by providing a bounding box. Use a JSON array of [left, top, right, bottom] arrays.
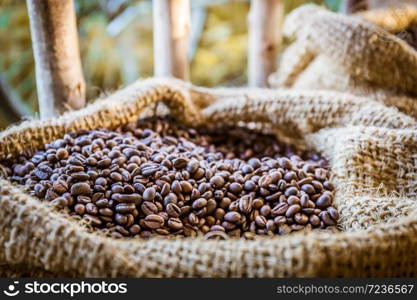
[[192, 198, 207, 210], [74, 203, 85, 215], [115, 213, 128, 225], [301, 184, 315, 194], [52, 180, 68, 194], [99, 208, 113, 216], [141, 201, 158, 215], [181, 181, 193, 193], [229, 182, 242, 194], [210, 175, 225, 188], [71, 182, 92, 196], [259, 175, 272, 188], [284, 186, 298, 197], [294, 213, 308, 225], [56, 148, 68, 160], [112, 193, 141, 203], [143, 187, 156, 201], [255, 215, 267, 228], [50, 197, 68, 208], [319, 211, 336, 226], [166, 203, 181, 218], [286, 204, 301, 217], [164, 193, 178, 206], [166, 218, 182, 230], [224, 211, 241, 223], [260, 205, 271, 217], [271, 203, 288, 216], [173, 158, 188, 169], [274, 215, 287, 225], [129, 224, 141, 235], [109, 172, 123, 182], [244, 180, 256, 191], [238, 195, 252, 214], [309, 215, 321, 226], [327, 206, 340, 220], [323, 181, 334, 190], [316, 194, 331, 208], [115, 203, 136, 213], [86, 203, 98, 215], [71, 172, 90, 181]]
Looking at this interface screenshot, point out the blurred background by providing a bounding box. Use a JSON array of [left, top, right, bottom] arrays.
[[0, 0, 412, 127]]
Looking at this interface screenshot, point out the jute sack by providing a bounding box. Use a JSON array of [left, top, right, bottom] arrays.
[[0, 78, 417, 277], [269, 4, 417, 120]]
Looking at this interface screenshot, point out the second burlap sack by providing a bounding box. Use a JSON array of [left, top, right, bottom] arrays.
[[269, 4, 417, 119]]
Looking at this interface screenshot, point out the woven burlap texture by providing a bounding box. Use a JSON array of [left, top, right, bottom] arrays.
[[269, 4, 417, 120], [0, 78, 416, 277]]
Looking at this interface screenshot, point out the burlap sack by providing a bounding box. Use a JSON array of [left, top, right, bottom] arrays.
[[269, 4, 417, 120], [0, 78, 416, 277]]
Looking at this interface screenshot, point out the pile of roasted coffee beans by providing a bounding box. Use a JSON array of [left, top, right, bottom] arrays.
[[1, 117, 338, 239]]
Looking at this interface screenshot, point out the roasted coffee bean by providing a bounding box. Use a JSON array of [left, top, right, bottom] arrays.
[[259, 175, 272, 188], [85, 203, 98, 215], [271, 203, 288, 216], [320, 211, 336, 226], [239, 195, 252, 214], [141, 201, 158, 215], [260, 205, 271, 217], [115, 203, 136, 213], [284, 186, 298, 197], [210, 175, 225, 188], [287, 195, 300, 205], [294, 213, 308, 225], [71, 172, 90, 181], [301, 184, 315, 194], [316, 193, 332, 208], [224, 211, 241, 223], [143, 187, 156, 201], [173, 158, 188, 169], [255, 215, 267, 228], [115, 213, 128, 225], [167, 218, 183, 230], [229, 182, 242, 194], [164, 193, 178, 206], [309, 215, 321, 226], [244, 180, 256, 191], [286, 204, 301, 217], [166, 203, 181, 218], [50, 197, 68, 208], [71, 182, 92, 196], [181, 181, 193, 193], [52, 180, 68, 194], [74, 203, 85, 215], [192, 198, 207, 210], [327, 206, 340, 220], [112, 193, 141, 203]]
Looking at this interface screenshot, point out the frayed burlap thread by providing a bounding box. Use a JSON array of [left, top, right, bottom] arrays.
[[0, 78, 416, 277], [269, 4, 417, 119]]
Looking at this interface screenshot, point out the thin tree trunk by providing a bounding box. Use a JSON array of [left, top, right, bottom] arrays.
[[248, 0, 283, 87], [153, 0, 190, 80], [27, 0, 86, 119], [343, 0, 369, 14]]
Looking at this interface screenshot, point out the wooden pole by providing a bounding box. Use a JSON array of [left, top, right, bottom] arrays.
[[343, 0, 369, 14], [153, 0, 190, 80], [27, 0, 86, 119], [248, 0, 283, 88]]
